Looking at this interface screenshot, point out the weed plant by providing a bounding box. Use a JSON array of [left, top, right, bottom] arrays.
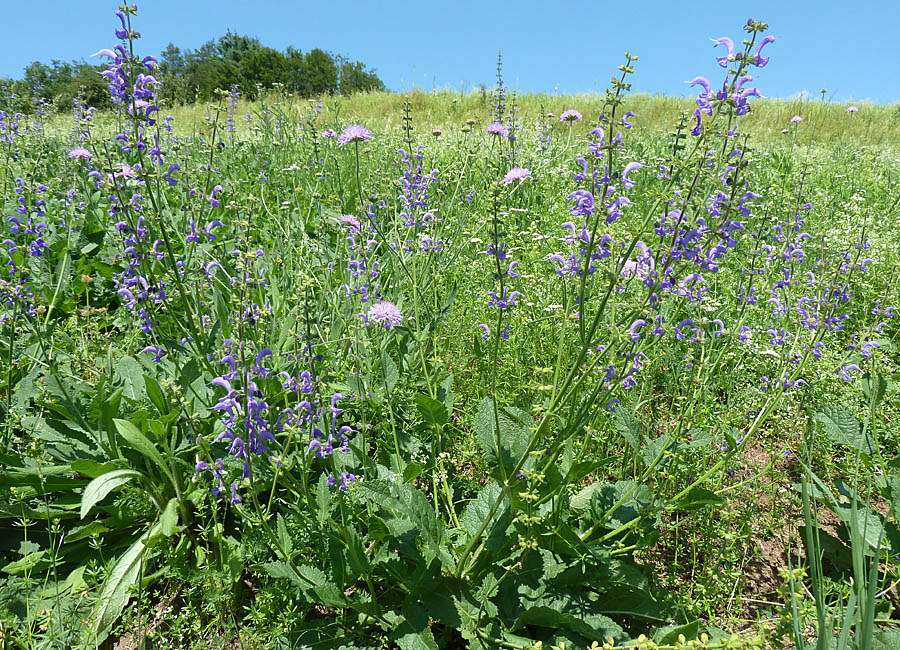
[[1, 5, 898, 650]]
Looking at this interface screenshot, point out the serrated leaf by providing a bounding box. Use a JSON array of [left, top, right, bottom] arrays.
[[276, 513, 293, 556], [815, 404, 875, 456], [390, 605, 440, 650], [381, 351, 399, 393], [570, 483, 602, 513], [613, 407, 642, 453], [356, 478, 454, 570], [589, 481, 653, 530], [474, 397, 531, 471], [461, 482, 511, 551], [80, 469, 145, 518]]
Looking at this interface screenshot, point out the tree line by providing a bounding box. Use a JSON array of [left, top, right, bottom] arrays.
[[0, 32, 386, 113]]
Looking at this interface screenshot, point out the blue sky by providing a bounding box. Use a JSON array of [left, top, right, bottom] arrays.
[[3, 1, 897, 103]]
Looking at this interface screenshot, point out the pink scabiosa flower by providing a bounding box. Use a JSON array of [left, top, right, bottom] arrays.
[[846, 106, 858, 113], [559, 109, 583, 124], [790, 115, 802, 123], [68, 147, 92, 160], [486, 121, 508, 137], [322, 129, 337, 138], [338, 124, 372, 145], [338, 214, 361, 231], [367, 301, 403, 329], [502, 166, 531, 185]]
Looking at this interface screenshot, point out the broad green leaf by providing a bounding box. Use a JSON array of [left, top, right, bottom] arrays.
[[381, 350, 399, 393], [144, 374, 168, 415], [390, 605, 440, 650], [91, 523, 159, 644], [2, 549, 49, 575], [276, 513, 293, 556], [589, 480, 653, 530], [316, 473, 333, 526], [0, 464, 86, 494], [815, 404, 875, 456], [356, 478, 455, 570], [670, 487, 724, 512], [115, 356, 147, 402], [437, 374, 456, 413], [570, 482, 602, 514], [402, 460, 425, 483], [461, 482, 511, 551], [71, 459, 121, 479], [160, 498, 179, 537], [654, 621, 700, 644], [80, 469, 145, 519], [613, 407, 642, 453], [862, 372, 887, 409], [474, 397, 531, 471], [413, 393, 448, 426], [114, 418, 176, 486]]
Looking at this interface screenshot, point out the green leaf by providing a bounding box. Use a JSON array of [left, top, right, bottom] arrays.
[[114, 418, 176, 486], [91, 524, 159, 644], [115, 356, 147, 402], [390, 605, 440, 650], [474, 397, 531, 472], [276, 514, 293, 556], [654, 621, 700, 644], [261, 561, 347, 607], [413, 393, 448, 426], [671, 487, 724, 512], [402, 460, 425, 483], [316, 473, 333, 526], [815, 404, 875, 456], [570, 482, 603, 514], [381, 351, 399, 393], [80, 469, 145, 519], [71, 459, 121, 479], [437, 374, 456, 413], [160, 498, 178, 537], [356, 478, 455, 570], [589, 481, 653, 530], [144, 374, 168, 415], [862, 372, 887, 409], [613, 407, 642, 453], [461, 482, 511, 551]]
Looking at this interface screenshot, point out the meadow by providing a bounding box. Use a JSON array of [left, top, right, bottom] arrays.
[[2, 7, 900, 650]]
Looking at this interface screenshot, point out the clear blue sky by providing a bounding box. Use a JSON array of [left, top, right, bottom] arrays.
[[3, 1, 897, 103]]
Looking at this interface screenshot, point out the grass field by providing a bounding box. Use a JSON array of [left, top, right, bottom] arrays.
[[2, 14, 900, 650]]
